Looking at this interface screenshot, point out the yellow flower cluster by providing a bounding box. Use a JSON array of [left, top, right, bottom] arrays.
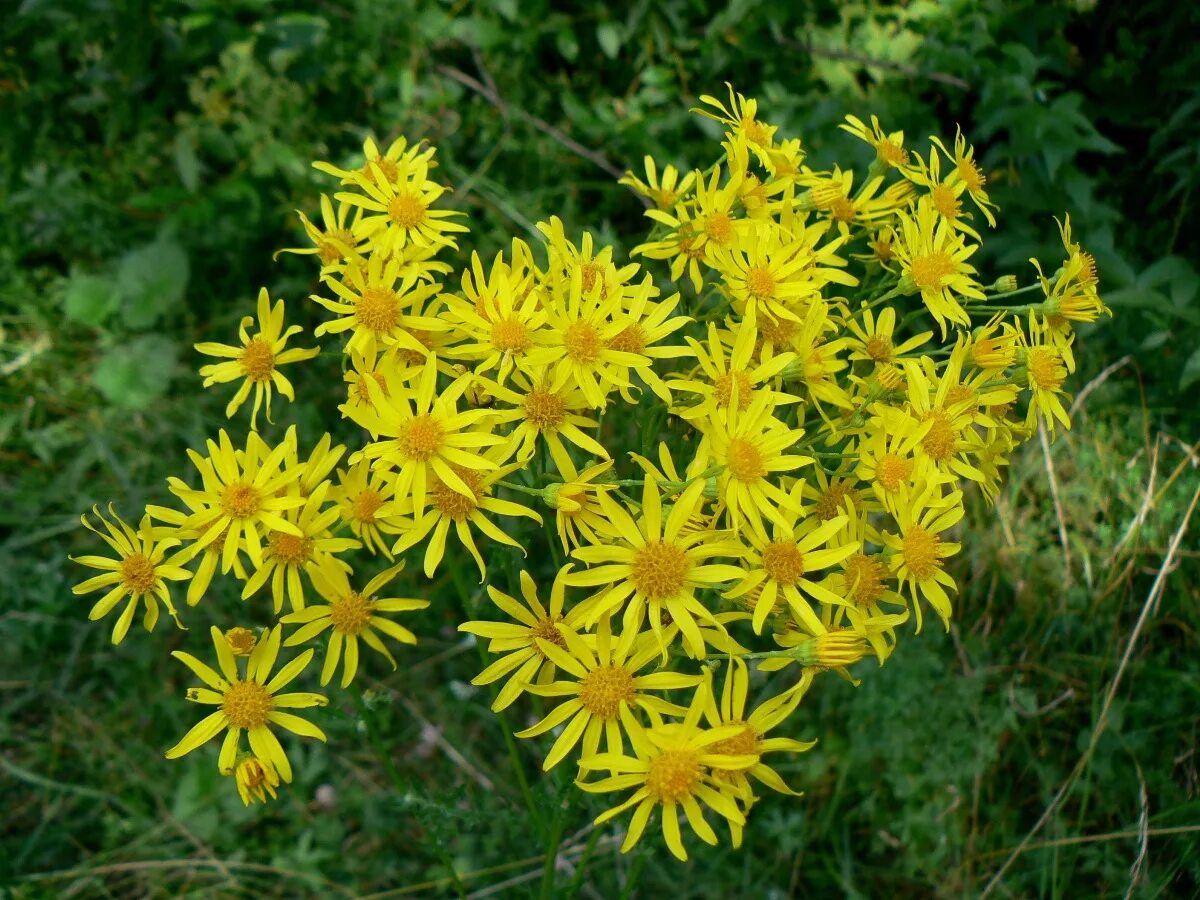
[[71, 85, 1109, 847]]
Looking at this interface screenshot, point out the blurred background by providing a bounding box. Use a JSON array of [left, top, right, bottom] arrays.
[[2, 0, 1199, 896]]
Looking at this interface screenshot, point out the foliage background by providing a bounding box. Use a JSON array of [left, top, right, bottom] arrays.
[[2, 0, 1198, 896]]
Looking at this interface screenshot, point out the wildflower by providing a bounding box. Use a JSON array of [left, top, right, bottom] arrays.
[[459, 566, 589, 711], [845, 305, 932, 368], [165, 626, 327, 783], [232, 754, 280, 805], [281, 564, 426, 687], [332, 458, 407, 557], [478, 372, 608, 472], [840, 114, 909, 169], [620, 156, 697, 209], [930, 126, 998, 227], [542, 457, 618, 553], [275, 194, 363, 274], [71, 506, 192, 644], [695, 83, 778, 160], [894, 196, 985, 336], [196, 288, 319, 429], [880, 483, 964, 630], [1017, 312, 1073, 433]]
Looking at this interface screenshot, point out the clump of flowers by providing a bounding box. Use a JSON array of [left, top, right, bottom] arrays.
[[72, 85, 1109, 851]]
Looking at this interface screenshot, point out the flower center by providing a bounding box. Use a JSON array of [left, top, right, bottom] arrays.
[[329, 590, 375, 635], [522, 388, 566, 432], [910, 253, 955, 292], [710, 720, 759, 769], [356, 287, 400, 333], [903, 525, 941, 580], [578, 664, 636, 719], [921, 410, 956, 462], [726, 437, 766, 481], [564, 321, 601, 363], [743, 117, 770, 146], [931, 183, 961, 220], [830, 196, 857, 223], [814, 480, 858, 520], [240, 338, 276, 382], [704, 212, 734, 245], [872, 236, 894, 263], [118, 553, 156, 594], [352, 488, 384, 522], [865, 335, 893, 362], [491, 317, 530, 352], [745, 266, 776, 300], [350, 371, 389, 406], [875, 453, 912, 493], [757, 315, 795, 349], [630, 539, 690, 600], [843, 553, 886, 607], [267, 531, 313, 566], [713, 371, 753, 410], [958, 158, 986, 193], [762, 540, 805, 585], [431, 468, 483, 521], [224, 627, 258, 656], [879, 139, 908, 167], [530, 616, 567, 656], [606, 324, 646, 354], [1026, 348, 1064, 390], [222, 680, 273, 730], [398, 414, 444, 461], [361, 157, 399, 184], [387, 192, 427, 228], [645, 747, 703, 803], [221, 482, 262, 519], [580, 262, 603, 295]]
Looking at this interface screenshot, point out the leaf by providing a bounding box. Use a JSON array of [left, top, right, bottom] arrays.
[[92, 335, 178, 409], [597, 23, 623, 59], [116, 238, 190, 330], [174, 133, 201, 193], [63, 274, 119, 327], [1181, 346, 1200, 392]]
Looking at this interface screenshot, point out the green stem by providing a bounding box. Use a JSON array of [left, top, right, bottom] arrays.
[[984, 283, 1042, 302], [497, 480, 542, 496]]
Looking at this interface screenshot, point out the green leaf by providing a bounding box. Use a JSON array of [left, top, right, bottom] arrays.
[[1181, 346, 1200, 392], [115, 239, 190, 330], [92, 335, 178, 409], [63, 274, 119, 327], [174, 133, 201, 193], [597, 23, 623, 59]]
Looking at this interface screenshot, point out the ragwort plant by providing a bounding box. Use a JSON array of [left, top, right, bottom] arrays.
[[70, 85, 1111, 862]]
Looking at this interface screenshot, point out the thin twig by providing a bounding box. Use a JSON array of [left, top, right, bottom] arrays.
[[979, 481, 1200, 896], [973, 823, 1200, 860], [785, 38, 971, 89], [1069, 354, 1132, 417]]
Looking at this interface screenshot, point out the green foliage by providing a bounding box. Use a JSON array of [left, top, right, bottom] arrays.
[[2, 0, 1198, 896]]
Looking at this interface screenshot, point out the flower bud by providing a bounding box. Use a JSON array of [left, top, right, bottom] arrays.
[[224, 627, 257, 657], [790, 632, 868, 668], [991, 275, 1018, 293]]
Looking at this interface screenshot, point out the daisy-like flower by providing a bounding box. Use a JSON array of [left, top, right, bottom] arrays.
[[334, 145, 468, 256], [845, 305, 932, 368], [165, 626, 327, 783], [275, 194, 363, 275], [344, 355, 505, 522], [930, 126, 998, 227], [678, 163, 748, 262], [239, 481, 360, 614], [231, 754, 280, 806], [565, 478, 744, 659], [1017, 312, 1073, 434], [803, 166, 907, 239], [342, 347, 420, 412], [541, 457, 618, 553], [757, 621, 875, 686], [459, 566, 588, 711], [168, 429, 306, 573], [669, 310, 796, 420], [537, 218, 640, 302], [880, 483, 964, 631], [697, 391, 811, 542], [694, 83, 778, 162], [903, 148, 981, 240], [313, 134, 434, 188], [146, 503, 247, 608], [281, 428, 347, 499], [840, 114, 909, 169], [332, 458, 407, 557], [699, 658, 815, 844], [634, 203, 708, 293], [71, 506, 192, 644], [853, 408, 939, 511], [893, 196, 986, 336], [605, 278, 692, 405], [724, 491, 859, 634], [529, 266, 648, 409], [281, 564, 426, 687], [478, 372, 608, 472], [519, 616, 700, 769], [575, 678, 753, 861], [195, 288, 319, 429], [388, 448, 541, 579], [619, 156, 697, 210], [312, 251, 444, 360]]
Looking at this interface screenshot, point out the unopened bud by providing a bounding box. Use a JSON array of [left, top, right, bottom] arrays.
[[224, 627, 257, 657], [541, 483, 581, 512], [790, 632, 868, 668], [991, 275, 1018, 293]]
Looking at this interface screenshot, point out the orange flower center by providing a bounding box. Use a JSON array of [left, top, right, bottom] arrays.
[[352, 488, 384, 522], [865, 335, 893, 362], [843, 553, 886, 606], [221, 482, 262, 519], [630, 539, 689, 600], [903, 525, 941, 580], [745, 265, 776, 300], [431, 468, 483, 521], [564, 321, 602, 363], [267, 531, 313, 566], [356, 287, 400, 333], [814, 480, 858, 521], [910, 253, 956, 292], [398, 414, 444, 461], [726, 437, 766, 481], [491, 317, 530, 353], [606, 324, 646, 354], [222, 680, 272, 729], [118, 553, 156, 594], [240, 338, 276, 382], [875, 453, 912, 493], [329, 591, 375, 635], [645, 747, 703, 802], [762, 540, 805, 585], [578, 664, 636, 719], [387, 192, 427, 228], [704, 212, 734, 245], [522, 388, 566, 432], [713, 371, 752, 410], [921, 410, 956, 462]]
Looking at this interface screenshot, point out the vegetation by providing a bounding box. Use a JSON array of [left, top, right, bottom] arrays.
[[2, 1, 1197, 896]]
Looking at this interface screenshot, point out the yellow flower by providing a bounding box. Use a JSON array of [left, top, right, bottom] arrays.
[[541, 457, 618, 553], [930, 126, 998, 227], [880, 483, 964, 631], [478, 371, 609, 472], [845, 305, 932, 368], [619, 155, 697, 209], [168, 429, 305, 573], [518, 615, 700, 769], [239, 481, 360, 615], [853, 408, 940, 512], [332, 458, 407, 558], [388, 447, 540, 579], [345, 356, 505, 522], [146, 503, 248, 607], [694, 83, 778, 160], [275, 194, 363, 274], [634, 203, 708, 293], [281, 564, 426, 687], [839, 114, 909, 168], [1017, 312, 1073, 434], [894, 196, 985, 336], [565, 477, 743, 659], [459, 566, 588, 711], [537, 217, 640, 301], [195, 288, 319, 429], [231, 754, 280, 806], [576, 679, 753, 861], [165, 626, 327, 783], [313, 134, 434, 187], [71, 506, 192, 644], [903, 147, 982, 240]]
